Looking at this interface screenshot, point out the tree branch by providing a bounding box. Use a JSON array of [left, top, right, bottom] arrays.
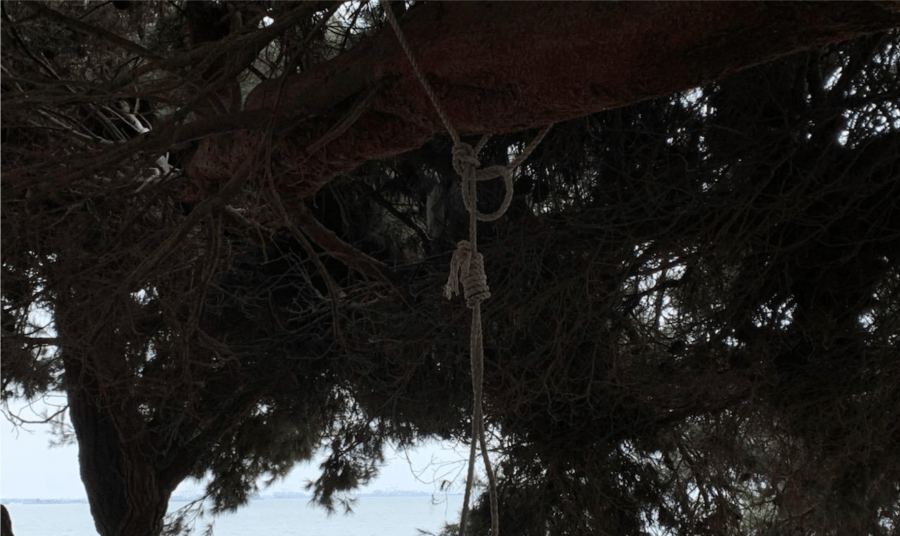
[[29, 2, 160, 60], [188, 2, 900, 202]]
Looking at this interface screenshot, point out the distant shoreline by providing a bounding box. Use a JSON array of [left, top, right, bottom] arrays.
[[1, 490, 461, 505]]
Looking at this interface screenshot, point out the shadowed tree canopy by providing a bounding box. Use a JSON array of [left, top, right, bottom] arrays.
[[2, 2, 900, 535]]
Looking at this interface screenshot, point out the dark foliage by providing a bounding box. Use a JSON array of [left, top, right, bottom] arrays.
[[2, 2, 899, 535]]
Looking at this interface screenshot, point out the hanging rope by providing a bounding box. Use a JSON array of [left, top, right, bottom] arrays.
[[378, 3, 551, 535]]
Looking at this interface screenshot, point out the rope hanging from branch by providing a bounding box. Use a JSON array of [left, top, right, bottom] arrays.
[[379, 3, 551, 534]]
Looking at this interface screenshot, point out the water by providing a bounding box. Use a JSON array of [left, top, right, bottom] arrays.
[[3, 495, 464, 536]]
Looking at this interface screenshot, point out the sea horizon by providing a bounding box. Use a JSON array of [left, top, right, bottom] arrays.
[[1, 488, 463, 505]]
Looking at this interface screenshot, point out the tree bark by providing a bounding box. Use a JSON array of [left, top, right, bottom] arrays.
[[56, 294, 192, 536], [187, 1, 900, 200], [65, 376, 177, 536]]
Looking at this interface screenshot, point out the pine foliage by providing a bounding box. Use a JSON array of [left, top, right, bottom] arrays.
[[2, 2, 899, 535]]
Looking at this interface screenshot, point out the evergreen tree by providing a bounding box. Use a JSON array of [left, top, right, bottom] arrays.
[[2, 2, 899, 535]]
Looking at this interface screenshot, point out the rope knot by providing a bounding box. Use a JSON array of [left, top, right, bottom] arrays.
[[444, 240, 491, 308], [452, 143, 480, 179]]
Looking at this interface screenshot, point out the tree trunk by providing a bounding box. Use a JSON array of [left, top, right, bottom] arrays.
[[56, 293, 191, 536], [66, 378, 176, 536], [187, 1, 900, 200]]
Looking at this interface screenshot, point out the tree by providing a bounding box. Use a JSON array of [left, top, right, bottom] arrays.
[[2, 2, 900, 535]]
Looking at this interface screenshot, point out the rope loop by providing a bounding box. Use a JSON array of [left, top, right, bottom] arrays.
[[445, 240, 491, 308], [473, 165, 514, 222], [453, 142, 515, 223]]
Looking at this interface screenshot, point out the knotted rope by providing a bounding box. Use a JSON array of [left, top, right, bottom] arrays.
[[379, 3, 551, 535]]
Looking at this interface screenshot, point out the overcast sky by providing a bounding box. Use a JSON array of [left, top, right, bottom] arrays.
[[1, 396, 468, 500]]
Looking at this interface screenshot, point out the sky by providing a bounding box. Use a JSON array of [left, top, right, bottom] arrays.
[[1, 395, 469, 500], [0, 304, 473, 500]]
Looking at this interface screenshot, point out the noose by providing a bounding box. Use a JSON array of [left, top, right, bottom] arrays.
[[379, 3, 551, 534]]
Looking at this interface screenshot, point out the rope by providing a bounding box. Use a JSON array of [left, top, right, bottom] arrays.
[[379, 3, 552, 534], [379, 0, 459, 146]]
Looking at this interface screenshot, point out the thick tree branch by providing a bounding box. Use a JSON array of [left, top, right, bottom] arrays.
[[187, 2, 900, 202], [292, 202, 395, 287]]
